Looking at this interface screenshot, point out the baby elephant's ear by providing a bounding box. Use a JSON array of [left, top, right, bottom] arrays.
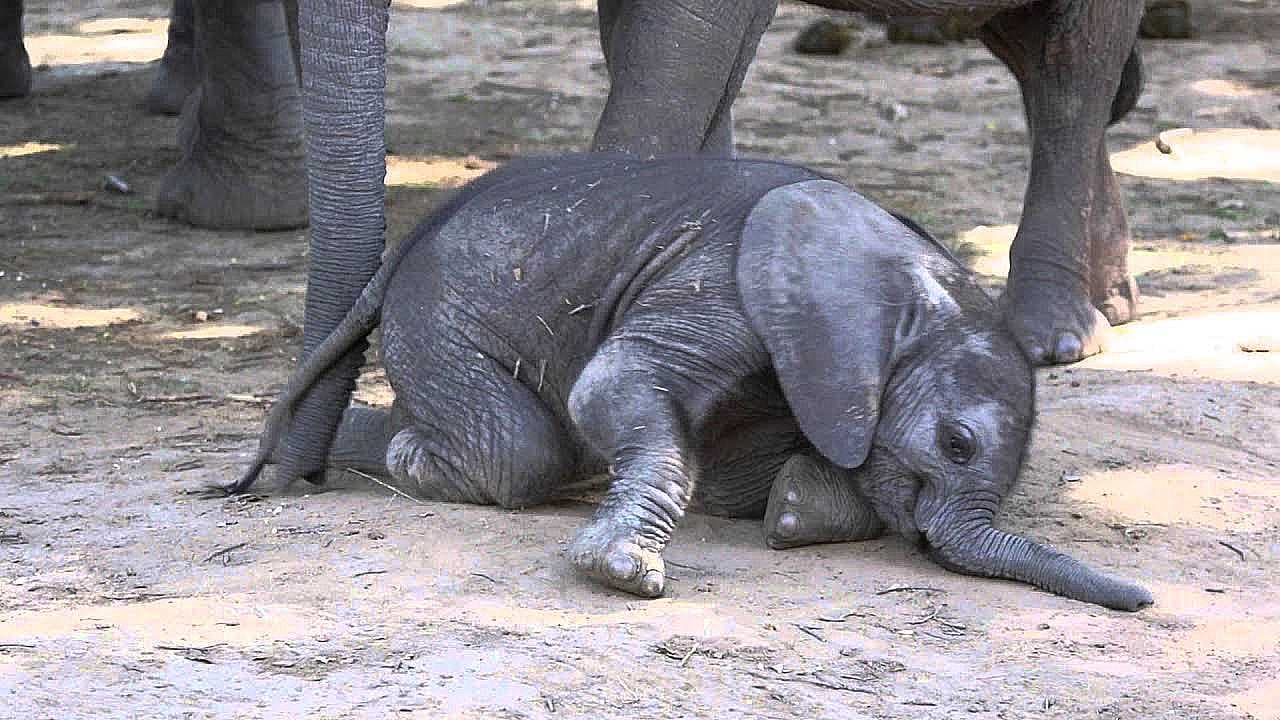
[[737, 180, 925, 469]]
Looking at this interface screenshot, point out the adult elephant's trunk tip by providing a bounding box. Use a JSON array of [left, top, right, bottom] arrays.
[[926, 520, 1154, 612]]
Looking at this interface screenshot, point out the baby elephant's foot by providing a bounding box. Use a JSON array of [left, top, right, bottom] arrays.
[[568, 519, 666, 598], [764, 455, 884, 550]]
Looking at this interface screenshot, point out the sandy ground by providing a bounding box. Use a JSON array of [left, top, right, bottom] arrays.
[[2, 1, 1278, 718]]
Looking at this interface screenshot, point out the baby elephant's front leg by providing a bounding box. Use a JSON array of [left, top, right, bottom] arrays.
[[567, 343, 696, 597]]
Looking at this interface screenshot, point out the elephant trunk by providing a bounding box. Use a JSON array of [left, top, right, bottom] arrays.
[[924, 505, 1153, 612], [276, 0, 390, 483]]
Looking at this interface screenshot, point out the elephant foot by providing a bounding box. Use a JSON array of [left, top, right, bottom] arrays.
[[568, 518, 666, 598], [1003, 275, 1110, 366], [156, 92, 308, 230], [764, 455, 883, 550], [144, 43, 197, 115], [157, 151, 308, 230], [0, 41, 31, 99]]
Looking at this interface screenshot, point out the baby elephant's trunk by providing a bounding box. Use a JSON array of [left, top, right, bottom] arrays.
[[925, 510, 1154, 612]]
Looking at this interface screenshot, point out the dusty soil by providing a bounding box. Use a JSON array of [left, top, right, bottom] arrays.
[[2, 1, 1278, 718]]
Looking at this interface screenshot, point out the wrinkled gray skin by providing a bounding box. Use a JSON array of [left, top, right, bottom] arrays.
[[230, 155, 1154, 613], [269, 0, 1146, 499]]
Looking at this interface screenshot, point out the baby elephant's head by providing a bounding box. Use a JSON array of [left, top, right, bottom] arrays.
[[738, 179, 1152, 612]]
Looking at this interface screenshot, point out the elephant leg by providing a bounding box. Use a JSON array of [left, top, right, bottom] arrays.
[[0, 0, 31, 99], [156, 0, 308, 230], [566, 340, 721, 598], [763, 455, 884, 550], [144, 0, 197, 115], [1090, 139, 1139, 326], [591, 0, 777, 156], [978, 1, 1144, 365], [383, 356, 575, 510], [270, 0, 388, 487]]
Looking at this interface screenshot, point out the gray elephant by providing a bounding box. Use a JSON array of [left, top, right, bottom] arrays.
[[230, 155, 1154, 612], [1, 0, 306, 230], [267, 0, 1146, 500]]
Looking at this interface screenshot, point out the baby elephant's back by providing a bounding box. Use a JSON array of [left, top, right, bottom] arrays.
[[381, 155, 821, 411]]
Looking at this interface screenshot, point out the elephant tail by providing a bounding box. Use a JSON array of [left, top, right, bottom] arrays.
[[221, 237, 416, 496], [1108, 45, 1143, 127]]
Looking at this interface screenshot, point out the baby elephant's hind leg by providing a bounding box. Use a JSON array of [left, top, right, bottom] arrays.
[[385, 361, 574, 509], [764, 455, 884, 550]]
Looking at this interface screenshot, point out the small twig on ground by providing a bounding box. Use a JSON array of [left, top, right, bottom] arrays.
[[1218, 540, 1247, 561], [679, 643, 699, 667], [345, 467, 424, 505], [102, 592, 172, 601], [202, 542, 248, 563], [352, 569, 387, 578], [156, 643, 226, 653], [876, 586, 945, 596], [5, 191, 96, 206], [745, 669, 877, 696], [818, 610, 872, 623], [905, 608, 940, 626], [793, 624, 827, 643], [469, 572, 499, 584], [137, 393, 214, 404], [0, 643, 36, 649]]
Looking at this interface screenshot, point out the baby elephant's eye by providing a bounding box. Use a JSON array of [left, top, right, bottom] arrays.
[[940, 423, 976, 464]]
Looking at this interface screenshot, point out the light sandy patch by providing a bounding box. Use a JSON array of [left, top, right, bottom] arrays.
[[1175, 617, 1280, 659], [1225, 678, 1280, 720], [396, 0, 470, 8], [1067, 463, 1280, 532], [1189, 79, 1262, 99], [164, 324, 265, 340], [1111, 129, 1280, 183], [75, 17, 167, 35], [385, 154, 496, 188], [25, 22, 167, 67], [0, 302, 141, 329], [459, 597, 755, 640], [0, 142, 66, 159], [1080, 307, 1280, 383], [957, 223, 1015, 278], [0, 596, 320, 648]]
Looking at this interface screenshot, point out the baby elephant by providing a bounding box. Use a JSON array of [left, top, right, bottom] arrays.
[[232, 155, 1152, 612]]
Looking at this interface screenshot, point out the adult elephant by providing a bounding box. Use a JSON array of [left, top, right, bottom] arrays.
[[1, 0, 308, 230], [270, 0, 1145, 486]]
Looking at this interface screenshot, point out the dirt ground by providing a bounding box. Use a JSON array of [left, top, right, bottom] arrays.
[[2, 1, 1278, 718]]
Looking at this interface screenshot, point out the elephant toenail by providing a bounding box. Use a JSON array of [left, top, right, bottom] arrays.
[[1054, 332, 1083, 361], [605, 552, 639, 581], [784, 488, 801, 504], [639, 570, 664, 597], [776, 512, 800, 538]]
